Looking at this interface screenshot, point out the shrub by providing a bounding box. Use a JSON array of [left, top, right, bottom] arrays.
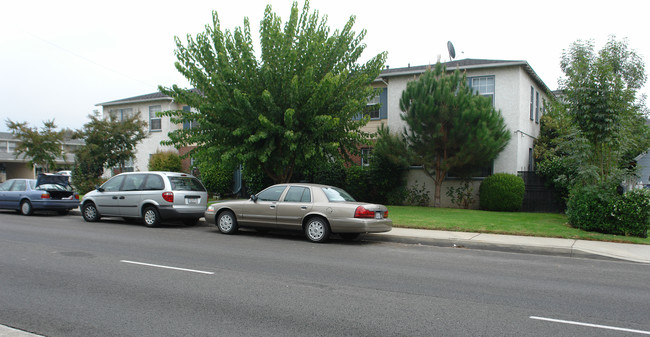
[[611, 189, 650, 238], [566, 183, 619, 234], [148, 150, 182, 172], [479, 173, 525, 211], [404, 181, 431, 206], [196, 161, 235, 197], [311, 160, 347, 187], [446, 179, 475, 209]]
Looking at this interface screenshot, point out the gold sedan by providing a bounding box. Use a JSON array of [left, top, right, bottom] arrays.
[[205, 183, 392, 243]]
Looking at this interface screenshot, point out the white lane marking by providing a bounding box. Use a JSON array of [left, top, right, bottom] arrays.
[[530, 316, 650, 335], [120, 260, 214, 275]]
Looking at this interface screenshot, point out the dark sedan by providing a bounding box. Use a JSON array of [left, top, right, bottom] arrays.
[[0, 174, 80, 215]]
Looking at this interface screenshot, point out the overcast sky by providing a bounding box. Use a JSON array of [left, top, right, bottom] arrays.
[[1, 0, 648, 132]]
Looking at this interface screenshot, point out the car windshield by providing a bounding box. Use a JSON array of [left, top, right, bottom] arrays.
[[322, 187, 356, 202], [169, 177, 206, 192]]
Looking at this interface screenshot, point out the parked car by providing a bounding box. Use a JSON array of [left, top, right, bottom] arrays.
[[80, 171, 208, 227], [204, 183, 392, 243], [0, 174, 80, 215]]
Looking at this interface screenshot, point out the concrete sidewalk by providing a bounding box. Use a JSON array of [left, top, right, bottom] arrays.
[[366, 227, 650, 264], [70, 208, 649, 263]]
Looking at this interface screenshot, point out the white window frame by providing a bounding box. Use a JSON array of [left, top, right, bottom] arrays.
[[149, 105, 162, 131]]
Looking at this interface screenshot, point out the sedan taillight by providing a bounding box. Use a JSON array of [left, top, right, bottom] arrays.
[[354, 206, 375, 218], [162, 192, 174, 203], [383, 210, 389, 218], [41, 193, 50, 199]]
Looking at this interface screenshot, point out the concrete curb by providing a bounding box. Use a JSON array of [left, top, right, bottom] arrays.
[[68, 208, 650, 264]]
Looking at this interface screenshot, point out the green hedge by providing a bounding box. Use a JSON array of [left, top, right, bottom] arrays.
[[479, 173, 525, 211]]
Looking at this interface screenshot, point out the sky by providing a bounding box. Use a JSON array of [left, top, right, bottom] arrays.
[[1, 0, 648, 133]]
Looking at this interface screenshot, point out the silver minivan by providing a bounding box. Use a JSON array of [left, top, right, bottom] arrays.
[[81, 172, 208, 227]]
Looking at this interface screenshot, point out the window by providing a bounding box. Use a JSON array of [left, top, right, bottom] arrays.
[[528, 148, 534, 171], [182, 106, 199, 129], [10, 180, 26, 191], [149, 105, 162, 131], [322, 187, 356, 202], [530, 87, 534, 120], [109, 108, 134, 121], [361, 148, 372, 167], [257, 185, 287, 201], [364, 94, 381, 119], [0, 141, 6, 153], [283, 186, 311, 203], [121, 174, 146, 191], [143, 174, 165, 190], [468, 76, 495, 104], [101, 175, 125, 192], [7, 141, 16, 153], [169, 176, 206, 192], [535, 92, 540, 124]]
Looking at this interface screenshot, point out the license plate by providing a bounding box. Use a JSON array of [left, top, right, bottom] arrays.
[[186, 198, 199, 204], [375, 212, 382, 219]]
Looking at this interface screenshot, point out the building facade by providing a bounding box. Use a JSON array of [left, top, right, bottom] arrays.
[[97, 59, 554, 207], [0, 132, 83, 181], [96, 92, 196, 174]]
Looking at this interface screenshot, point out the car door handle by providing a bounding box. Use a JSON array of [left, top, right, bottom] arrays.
[[301, 206, 307, 210], [119, 196, 125, 200], [269, 205, 276, 209], [112, 196, 118, 199]]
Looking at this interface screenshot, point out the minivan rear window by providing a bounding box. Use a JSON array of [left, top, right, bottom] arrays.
[[169, 177, 206, 192]]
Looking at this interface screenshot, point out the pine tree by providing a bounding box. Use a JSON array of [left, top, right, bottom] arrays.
[[400, 63, 511, 207]]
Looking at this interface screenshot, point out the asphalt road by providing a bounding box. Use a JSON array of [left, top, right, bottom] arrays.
[[1, 211, 650, 337]]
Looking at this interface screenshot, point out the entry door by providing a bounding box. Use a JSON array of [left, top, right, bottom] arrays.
[[94, 175, 124, 216], [240, 185, 287, 226], [275, 186, 312, 229]]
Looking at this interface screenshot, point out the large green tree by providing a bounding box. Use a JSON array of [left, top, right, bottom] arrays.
[[558, 36, 649, 184], [399, 63, 511, 207], [159, 1, 386, 183], [537, 36, 650, 192], [5, 119, 64, 173], [72, 111, 147, 193]]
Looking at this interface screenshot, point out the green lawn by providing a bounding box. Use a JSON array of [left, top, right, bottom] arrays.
[[387, 205, 650, 245]]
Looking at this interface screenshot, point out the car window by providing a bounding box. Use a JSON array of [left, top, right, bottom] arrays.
[[283, 186, 311, 203], [36, 184, 71, 191], [0, 180, 12, 191], [101, 175, 125, 192], [28, 180, 36, 189], [257, 185, 287, 202], [10, 180, 26, 191], [121, 174, 146, 191], [143, 174, 165, 190], [169, 177, 206, 192], [322, 187, 356, 202]]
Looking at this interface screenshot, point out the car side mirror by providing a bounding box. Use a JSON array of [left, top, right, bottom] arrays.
[[250, 194, 258, 202], [95, 185, 104, 192]]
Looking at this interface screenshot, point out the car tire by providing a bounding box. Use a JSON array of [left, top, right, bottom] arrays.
[[304, 217, 330, 243], [182, 218, 200, 226], [82, 203, 100, 222], [217, 210, 238, 234], [340, 233, 362, 241], [20, 200, 33, 216], [142, 206, 161, 228]]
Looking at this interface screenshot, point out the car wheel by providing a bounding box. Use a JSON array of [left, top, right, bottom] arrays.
[[340, 233, 362, 241], [217, 210, 238, 234], [304, 217, 330, 243], [142, 206, 161, 228], [20, 200, 33, 216], [182, 218, 200, 226], [82, 203, 100, 222]]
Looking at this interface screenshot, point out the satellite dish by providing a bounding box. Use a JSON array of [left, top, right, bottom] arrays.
[[447, 41, 456, 60]]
